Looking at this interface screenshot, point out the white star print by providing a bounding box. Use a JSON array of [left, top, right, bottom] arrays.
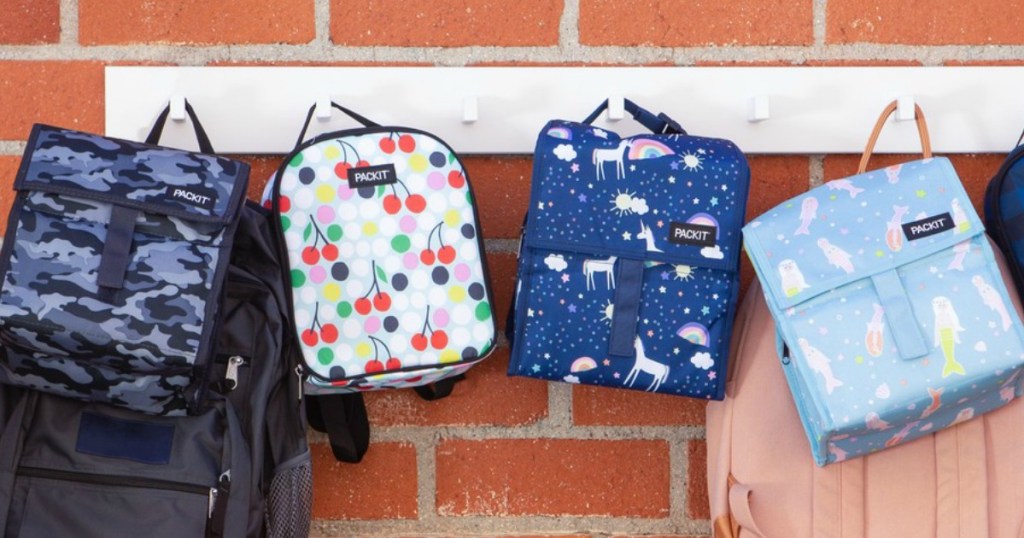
[[659, 286, 667, 293], [623, 232, 632, 240], [527, 308, 535, 317], [537, 202, 544, 210]]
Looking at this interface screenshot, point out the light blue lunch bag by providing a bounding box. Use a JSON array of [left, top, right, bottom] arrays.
[[743, 101, 1024, 466]]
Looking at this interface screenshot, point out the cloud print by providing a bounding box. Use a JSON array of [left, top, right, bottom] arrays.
[[630, 197, 649, 215], [691, 352, 714, 370], [563, 375, 581, 384], [700, 245, 725, 260], [544, 254, 568, 272], [553, 144, 577, 161]]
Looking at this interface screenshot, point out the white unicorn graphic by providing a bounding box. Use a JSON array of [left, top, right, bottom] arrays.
[[583, 256, 617, 291], [638, 221, 663, 253], [624, 337, 670, 392], [593, 140, 632, 180]]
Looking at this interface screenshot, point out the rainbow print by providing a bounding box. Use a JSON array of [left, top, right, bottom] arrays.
[[687, 213, 720, 229], [546, 126, 573, 140], [570, 357, 598, 373], [677, 322, 710, 347], [627, 138, 675, 160]]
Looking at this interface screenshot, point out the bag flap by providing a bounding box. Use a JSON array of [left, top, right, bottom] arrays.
[[15, 124, 249, 224], [744, 157, 984, 310], [525, 120, 749, 271]]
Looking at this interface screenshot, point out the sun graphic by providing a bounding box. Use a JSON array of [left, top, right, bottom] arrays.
[[610, 189, 636, 216], [600, 300, 615, 324], [681, 152, 703, 171], [674, 264, 695, 281]]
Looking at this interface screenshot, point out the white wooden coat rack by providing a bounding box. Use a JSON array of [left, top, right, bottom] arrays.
[[105, 66, 1024, 154]]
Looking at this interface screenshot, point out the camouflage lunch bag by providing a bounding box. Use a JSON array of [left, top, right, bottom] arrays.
[[0, 103, 250, 415]]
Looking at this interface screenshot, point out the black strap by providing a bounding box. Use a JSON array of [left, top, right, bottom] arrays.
[[1016, 126, 1024, 148], [96, 205, 140, 290], [582, 99, 686, 135], [412, 374, 465, 401], [145, 99, 215, 154], [306, 393, 370, 463], [294, 102, 381, 148]]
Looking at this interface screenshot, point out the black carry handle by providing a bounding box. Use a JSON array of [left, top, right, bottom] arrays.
[[145, 99, 215, 154], [306, 393, 370, 463], [294, 102, 381, 148], [582, 98, 686, 135], [412, 374, 465, 401]]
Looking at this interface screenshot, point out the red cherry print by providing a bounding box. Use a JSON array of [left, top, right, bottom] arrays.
[[322, 244, 339, 261], [321, 324, 339, 344], [379, 137, 396, 154], [355, 298, 372, 315], [405, 194, 426, 213], [301, 329, 318, 347], [365, 360, 384, 374], [334, 162, 352, 179], [411, 334, 428, 351], [278, 196, 291, 213], [406, 376, 423, 384], [301, 246, 320, 265], [448, 171, 465, 188], [386, 357, 402, 370], [420, 249, 436, 266], [262, 200, 272, 210], [398, 135, 416, 153], [437, 246, 456, 265], [430, 330, 448, 350], [383, 195, 402, 215], [373, 292, 391, 312], [356, 160, 370, 168]]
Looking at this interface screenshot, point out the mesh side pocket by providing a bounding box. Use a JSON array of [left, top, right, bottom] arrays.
[[265, 460, 312, 538]]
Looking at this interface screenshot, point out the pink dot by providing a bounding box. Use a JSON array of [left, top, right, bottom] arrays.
[[427, 172, 445, 190], [317, 206, 335, 223], [400, 215, 417, 233], [454, 263, 471, 282], [310, 266, 327, 284], [433, 308, 449, 329], [364, 316, 381, 333], [403, 252, 419, 270], [337, 183, 354, 200]]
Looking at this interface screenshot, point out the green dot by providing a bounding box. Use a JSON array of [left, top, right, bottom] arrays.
[[317, 348, 334, 365], [391, 235, 411, 253], [289, 153, 303, 167], [854, 355, 864, 364], [466, 191, 474, 206], [291, 269, 305, 288], [327, 224, 343, 241], [337, 301, 353, 318], [281, 215, 291, 232], [475, 301, 492, 321], [875, 250, 884, 257]]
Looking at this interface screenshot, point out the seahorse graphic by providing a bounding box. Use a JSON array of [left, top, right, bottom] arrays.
[[817, 238, 855, 274], [932, 296, 966, 378], [795, 196, 817, 236], [885, 205, 909, 252], [865, 303, 885, 357]]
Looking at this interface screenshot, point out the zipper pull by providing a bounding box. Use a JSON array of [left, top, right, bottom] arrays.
[[224, 356, 245, 391], [207, 487, 218, 518], [295, 365, 304, 400], [208, 470, 231, 534]]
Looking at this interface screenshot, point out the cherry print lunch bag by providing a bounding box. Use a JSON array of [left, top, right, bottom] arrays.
[[742, 101, 1024, 466], [507, 99, 750, 400]]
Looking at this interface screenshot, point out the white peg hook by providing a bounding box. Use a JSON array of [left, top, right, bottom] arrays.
[[169, 95, 186, 122], [607, 95, 625, 121], [314, 96, 332, 120], [748, 95, 771, 122], [462, 96, 479, 123], [895, 96, 916, 121]]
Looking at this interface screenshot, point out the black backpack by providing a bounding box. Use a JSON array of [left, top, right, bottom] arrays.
[[0, 104, 311, 537]]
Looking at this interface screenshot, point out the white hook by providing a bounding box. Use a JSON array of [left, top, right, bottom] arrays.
[[748, 95, 770, 123], [608, 95, 625, 121], [895, 95, 916, 121], [462, 96, 479, 123], [315, 95, 332, 121], [169, 95, 186, 122]]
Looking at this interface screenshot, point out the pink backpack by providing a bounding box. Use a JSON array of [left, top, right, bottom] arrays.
[[707, 240, 1024, 538]]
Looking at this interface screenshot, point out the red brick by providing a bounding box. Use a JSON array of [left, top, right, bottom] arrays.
[[0, 62, 104, 139], [0, 157, 21, 237], [464, 156, 532, 239], [827, 1, 1024, 45], [365, 347, 547, 426], [0, 0, 58, 44], [436, 439, 670, 517], [330, 0, 562, 47], [79, 0, 315, 45], [573, 384, 706, 426], [579, 0, 813, 46], [741, 156, 810, 293], [486, 251, 518, 332], [687, 440, 709, 520], [311, 442, 418, 520], [231, 155, 284, 202]]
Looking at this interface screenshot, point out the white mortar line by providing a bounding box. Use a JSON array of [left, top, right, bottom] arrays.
[[809, 154, 825, 186], [559, 0, 581, 49], [813, 0, 827, 47], [314, 0, 332, 46], [59, 0, 78, 45]]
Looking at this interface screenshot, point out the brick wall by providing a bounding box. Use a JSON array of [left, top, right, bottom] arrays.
[[0, 2, 1020, 537]]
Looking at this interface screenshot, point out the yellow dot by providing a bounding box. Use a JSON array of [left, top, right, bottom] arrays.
[[444, 209, 460, 227], [324, 283, 340, 302], [356, 343, 371, 358], [409, 153, 428, 172], [316, 184, 335, 202], [362, 222, 378, 236], [440, 349, 459, 363], [854, 355, 864, 364], [875, 250, 884, 257], [324, 145, 341, 160], [448, 285, 466, 303]]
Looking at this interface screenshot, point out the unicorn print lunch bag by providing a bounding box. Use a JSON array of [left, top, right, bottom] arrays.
[[507, 99, 750, 399], [743, 101, 1024, 466]]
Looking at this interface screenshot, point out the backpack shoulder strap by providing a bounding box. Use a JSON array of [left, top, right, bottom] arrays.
[[306, 394, 370, 463]]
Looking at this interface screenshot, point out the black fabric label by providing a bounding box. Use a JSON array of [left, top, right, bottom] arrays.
[[902, 212, 954, 241], [76, 412, 175, 465], [168, 185, 218, 210], [668, 222, 717, 247], [347, 164, 397, 188]]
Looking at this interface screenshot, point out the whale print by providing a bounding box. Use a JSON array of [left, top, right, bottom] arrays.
[[921, 387, 943, 419], [932, 296, 966, 378], [972, 275, 1013, 331], [884, 164, 903, 183], [794, 196, 817, 236], [817, 238, 855, 274], [885, 205, 909, 252], [865, 411, 892, 431], [797, 337, 843, 394], [826, 178, 865, 199], [885, 421, 921, 448]]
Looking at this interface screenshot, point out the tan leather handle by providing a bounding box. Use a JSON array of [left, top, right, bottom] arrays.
[[857, 100, 932, 174]]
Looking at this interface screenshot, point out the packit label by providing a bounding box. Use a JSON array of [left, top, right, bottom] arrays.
[[169, 186, 217, 210], [902, 212, 954, 241], [668, 222, 717, 247], [347, 164, 398, 188]]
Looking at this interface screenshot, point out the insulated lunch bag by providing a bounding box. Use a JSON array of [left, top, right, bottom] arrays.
[[984, 131, 1024, 298], [742, 101, 1024, 466], [507, 99, 750, 399]]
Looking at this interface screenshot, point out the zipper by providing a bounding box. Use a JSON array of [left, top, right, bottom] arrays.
[[223, 355, 246, 392]]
